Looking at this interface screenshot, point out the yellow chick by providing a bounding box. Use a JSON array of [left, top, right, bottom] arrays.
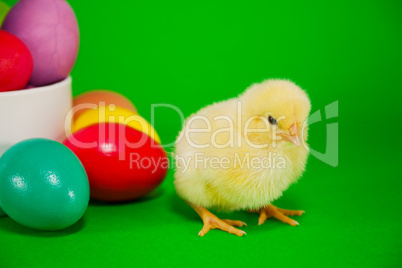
[[174, 79, 311, 236]]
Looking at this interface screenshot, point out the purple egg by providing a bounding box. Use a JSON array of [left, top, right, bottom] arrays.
[[1, 0, 79, 87]]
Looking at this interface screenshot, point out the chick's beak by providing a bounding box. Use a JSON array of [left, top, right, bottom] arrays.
[[278, 123, 301, 146]]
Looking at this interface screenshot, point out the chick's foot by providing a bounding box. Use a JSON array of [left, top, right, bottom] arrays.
[[191, 204, 246, 237], [252, 205, 305, 226]]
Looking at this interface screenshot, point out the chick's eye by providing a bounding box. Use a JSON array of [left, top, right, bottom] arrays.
[[268, 116, 277, 125]]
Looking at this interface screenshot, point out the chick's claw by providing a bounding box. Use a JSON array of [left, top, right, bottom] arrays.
[[199, 216, 247, 237], [276, 207, 305, 216], [222, 219, 247, 227], [191, 204, 246, 237], [258, 205, 305, 226]]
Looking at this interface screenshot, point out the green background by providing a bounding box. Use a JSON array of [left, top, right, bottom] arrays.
[[1, 0, 401, 267]]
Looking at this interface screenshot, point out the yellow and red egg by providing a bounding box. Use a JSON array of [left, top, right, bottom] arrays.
[[65, 91, 167, 202]]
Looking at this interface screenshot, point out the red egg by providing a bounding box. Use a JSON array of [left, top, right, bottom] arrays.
[[63, 123, 168, 202], [0, 30, 33, 92]]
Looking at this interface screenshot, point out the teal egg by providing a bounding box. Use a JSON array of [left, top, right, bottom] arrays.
[[0, 139, 89, 230]]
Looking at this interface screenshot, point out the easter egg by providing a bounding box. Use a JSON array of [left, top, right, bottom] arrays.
[[64, 123, 168, 202], [0, 139, 89, 230], [1, 0, 79, 87], [0, 30, 33, 92], [73, 106, 161, 144], [0, 1, 10, 26], [72, 90, 137, 121]]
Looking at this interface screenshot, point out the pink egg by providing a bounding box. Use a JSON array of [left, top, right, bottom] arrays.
[[1, 0, 79, 87]]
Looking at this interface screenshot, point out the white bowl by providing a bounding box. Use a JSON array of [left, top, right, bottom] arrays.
[[0, 77, 72, 156]]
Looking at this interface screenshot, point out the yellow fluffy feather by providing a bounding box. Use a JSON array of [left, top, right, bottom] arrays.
[[174, 79, 311, 236]]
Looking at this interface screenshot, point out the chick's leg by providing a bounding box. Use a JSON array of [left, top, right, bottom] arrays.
[[252, 205, 305, 226], [190, 204, 247, 237]]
